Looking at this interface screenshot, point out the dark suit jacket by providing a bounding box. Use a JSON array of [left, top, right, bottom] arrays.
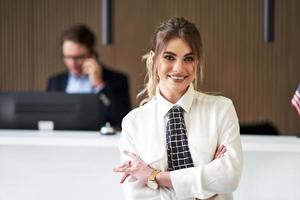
[[46, 66, 131, 129]]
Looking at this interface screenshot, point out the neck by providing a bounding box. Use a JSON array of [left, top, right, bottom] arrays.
[[159, 87, 188, 104], [71, 71, 84, 78], [162, 94, 181, 104]]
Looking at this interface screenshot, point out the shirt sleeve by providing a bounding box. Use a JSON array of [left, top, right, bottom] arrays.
[[170, 100, 243, 199], [92, 82, 106, 94], [119, 115, 161, 200], [119, 115, 137, 162]]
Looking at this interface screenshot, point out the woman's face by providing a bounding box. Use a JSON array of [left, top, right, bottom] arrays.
[[156, 37, 198, 102]]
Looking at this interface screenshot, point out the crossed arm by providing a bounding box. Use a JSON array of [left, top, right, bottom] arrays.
[[113, 144, 227, 188]]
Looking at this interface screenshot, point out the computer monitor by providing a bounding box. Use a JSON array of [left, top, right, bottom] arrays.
[[0, 92, 103, 130]]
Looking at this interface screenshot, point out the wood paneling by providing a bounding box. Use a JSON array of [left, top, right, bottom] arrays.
[[0, 0, 299, 134]]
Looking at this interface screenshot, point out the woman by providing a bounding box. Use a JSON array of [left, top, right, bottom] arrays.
[[114, 17, 243, 200]]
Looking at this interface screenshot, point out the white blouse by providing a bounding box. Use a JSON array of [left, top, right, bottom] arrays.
[[119, 85, 243, 200]]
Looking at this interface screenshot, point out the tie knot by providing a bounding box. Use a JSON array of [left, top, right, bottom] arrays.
[[168, 106, 183, 118]]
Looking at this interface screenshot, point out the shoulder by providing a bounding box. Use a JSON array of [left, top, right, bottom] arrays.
[[120, 100, 159, 145], [102, 66, 128, 82], [193, 91, 235, 113], [46, 72, 69, 91], [123, 100, 154, 121], [195, 91, 233, 105], [121, 99, 155, 128], [192, 91, 238, 126]]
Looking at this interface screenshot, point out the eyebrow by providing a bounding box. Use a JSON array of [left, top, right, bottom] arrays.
[[163, 51, 194, 57], [184, 53, 194, 57]]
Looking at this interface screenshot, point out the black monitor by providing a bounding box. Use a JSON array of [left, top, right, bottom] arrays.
[[0, 92, 103, 130]]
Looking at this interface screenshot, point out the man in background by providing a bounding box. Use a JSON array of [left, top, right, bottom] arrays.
[[46, 24, 131, 128]]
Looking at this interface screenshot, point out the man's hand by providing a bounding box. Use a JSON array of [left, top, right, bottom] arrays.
[[82, 58, 104, 87]]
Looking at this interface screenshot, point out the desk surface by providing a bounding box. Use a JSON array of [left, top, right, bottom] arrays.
[[0, 129, 120, 147], [1, 130, 300, 200], [0, 130, 123, 200], [1, 130, 300, 152]]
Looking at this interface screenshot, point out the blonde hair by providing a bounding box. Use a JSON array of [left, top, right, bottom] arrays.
[[138, 17, 204, 105]]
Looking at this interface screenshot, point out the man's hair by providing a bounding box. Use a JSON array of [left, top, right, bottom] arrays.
[[61, 24, 96, 55]]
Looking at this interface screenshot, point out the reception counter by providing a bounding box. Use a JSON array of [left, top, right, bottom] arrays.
[[0, 130, 299, 200], [0, 130, 122, 200]]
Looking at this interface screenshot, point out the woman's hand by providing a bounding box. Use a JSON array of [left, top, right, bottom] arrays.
[[213, 144, 226, 159], [114, 146, 226, 184], [113, 150, 153, 184]]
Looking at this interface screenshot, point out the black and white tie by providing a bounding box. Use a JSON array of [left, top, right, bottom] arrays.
[[166, 106, 194, 171]]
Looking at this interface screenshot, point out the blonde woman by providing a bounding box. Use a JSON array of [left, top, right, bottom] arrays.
[[114, 17, 243, 200]]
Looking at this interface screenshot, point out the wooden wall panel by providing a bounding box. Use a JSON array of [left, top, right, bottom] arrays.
[[0, 0, 34, 90], [0, 0, 299, 134]]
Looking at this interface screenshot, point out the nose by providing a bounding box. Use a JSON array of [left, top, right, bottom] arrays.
[[69, 59, 82, 68], [172, 60, 184, 73]]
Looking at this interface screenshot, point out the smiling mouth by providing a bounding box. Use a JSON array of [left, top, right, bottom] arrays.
[[168, 75, 187, 81]]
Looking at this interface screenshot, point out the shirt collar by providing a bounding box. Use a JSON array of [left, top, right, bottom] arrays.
[[156, 84, 194, 117], [69, 72, 89, 80]]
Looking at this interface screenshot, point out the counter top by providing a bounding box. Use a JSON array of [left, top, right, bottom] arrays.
[[1, 130, 299, 152]]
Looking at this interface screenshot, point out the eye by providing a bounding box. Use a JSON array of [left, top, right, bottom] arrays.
[[184, 56, 194, 62], [164, 55, 175, 61]]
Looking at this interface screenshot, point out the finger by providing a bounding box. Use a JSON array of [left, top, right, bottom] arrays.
[[214, 145, 224, 158], [115, 162, 129, 169], [220, 145, 226, 152], [217, 146, 227, 158], [218, 147, 226, 158], [113, 161, 131, 172], [113, 164, 132, 172], [85, 57, 96, 63], [215, 145, 226, 159], [82, 59, 94, 69], [81, 64, 89, 74], [113, 166, 127, 172], [120, 173, 130, 184], [84, 58, 98, 68], [122, 166, 135, 173], [218, 144, 225, 152], [117, 162, 131, 170], [123, 150, 139, 160], [221, 146, 227, 153]]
